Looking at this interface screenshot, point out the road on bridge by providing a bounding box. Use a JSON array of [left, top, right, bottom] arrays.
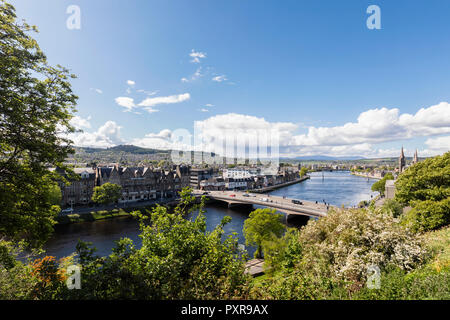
[[193, 190, 331, 218]]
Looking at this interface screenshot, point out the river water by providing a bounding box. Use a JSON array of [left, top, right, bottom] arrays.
[[43, 171, 377, 258]]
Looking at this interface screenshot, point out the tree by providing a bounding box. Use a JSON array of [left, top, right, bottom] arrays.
[[91, 183, 122, 205], [299, 167, 308, 178], [371, 173, 394, 196], [62, 188, 250, 300], [0, 1, 78, 247], [395, 152, 450, 232], [243, 208, 285, 259]]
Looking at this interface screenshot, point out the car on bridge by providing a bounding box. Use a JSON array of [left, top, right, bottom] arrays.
[[242, 193, 250, 197], [60, 208, 73, 214], [230, 194, 236, 197], [292, 199, 303, 205]]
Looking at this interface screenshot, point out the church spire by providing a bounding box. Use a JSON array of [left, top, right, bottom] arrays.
[[413, 149, 418, 164], [399, 146, 406, 173]]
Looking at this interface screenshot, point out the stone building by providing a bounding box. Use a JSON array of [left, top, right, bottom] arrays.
[[56, 165, 190, 207], [55, 167, 96, 207], [96, 165, 191, 203], [190, 168, 214, 189]]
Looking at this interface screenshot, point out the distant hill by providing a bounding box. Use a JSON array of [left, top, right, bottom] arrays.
[[287, 155, 366, 161], [74, 145, 170, 155]]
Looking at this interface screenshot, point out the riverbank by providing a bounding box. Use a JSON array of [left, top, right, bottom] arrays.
[[55, 200, 182, 225], [350, 172, 382, 180], [250, 176, 310, 193]]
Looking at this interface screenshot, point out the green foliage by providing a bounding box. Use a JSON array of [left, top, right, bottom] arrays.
[[395, 152, 450, 232], [91, 183, 122, 205], [0, 240, 37, 299], [353, 265, 450, 300], [371, 173, 394, 196], [47, 182, 62, 206], [403, 198, 450, 233], [0, 1, 78, 247], [251, 207, 429, 299], [299, 167, 308, 177], [61, 191, 250, 299], [243, 208, 285, 259], [396, 152, 450, 205], [261, 228, 303, 274], [381, 199, 403, 218]]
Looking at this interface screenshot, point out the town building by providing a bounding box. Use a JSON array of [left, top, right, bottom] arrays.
[[385, 180, 396, 199], [222, 168, 260, 179], [56, 165, 190, 207], [190, 168, 215, 189], [53, 167, 96, 207]]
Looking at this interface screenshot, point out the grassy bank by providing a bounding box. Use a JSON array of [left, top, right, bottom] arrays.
[[55, 208, 134, 224]]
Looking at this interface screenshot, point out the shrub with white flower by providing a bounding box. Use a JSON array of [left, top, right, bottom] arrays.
[[297, 207, 428, 289]]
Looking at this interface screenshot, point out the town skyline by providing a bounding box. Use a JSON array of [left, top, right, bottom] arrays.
[[11, 0, 450, 158]]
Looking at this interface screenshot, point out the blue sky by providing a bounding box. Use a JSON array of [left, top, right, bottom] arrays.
[[10, 0, 450, 158]]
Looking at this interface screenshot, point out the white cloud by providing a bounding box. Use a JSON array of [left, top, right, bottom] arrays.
[[189, 50, 206, 63], [70, 115, 91, 130], [422, 135, 450, 156], [131, 129, 191, 150], [205, 104, 214, 107], [290, 102, 450, 147], [143, 107, 160, 114], [115, 93, 190, 113], [73, 102, 450, 157], [90, 88, 103, 94], [127, 80, 135, 86], [115, 97, 135, 111], [181, 67, 203, 83], [70, 121, 124, 148], [212, 75, 227, 82], [137, 89, 158, 96], [199, 108, 209, 112], [138, 93, 191, 108]]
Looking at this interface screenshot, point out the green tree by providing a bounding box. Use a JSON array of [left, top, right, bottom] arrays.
[[243, 208, 285, 259], [62, 188, 250, 300], [0, 0, 78, 247], [47, 183, 62, 206], [371, 173, 394, 196], [91, 183, 122, 205], [299, 167, 308, 178], [395, 152, 450, 232]]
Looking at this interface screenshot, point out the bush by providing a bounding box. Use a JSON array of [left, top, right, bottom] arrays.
[[402, 198, 450, 233], [251, 207, 429, 299], [381, 199, 403, 218]]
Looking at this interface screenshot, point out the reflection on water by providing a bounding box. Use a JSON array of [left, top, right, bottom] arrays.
[[43, 171, 376, 259]]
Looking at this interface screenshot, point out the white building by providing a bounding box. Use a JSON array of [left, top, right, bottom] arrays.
[[222, 168, 260, 179]]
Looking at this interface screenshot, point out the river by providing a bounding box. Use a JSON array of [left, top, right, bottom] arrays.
[[43, 171, 378, 259]]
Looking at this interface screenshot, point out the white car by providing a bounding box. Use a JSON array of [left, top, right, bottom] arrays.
[[260, 198, 269, 202]]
